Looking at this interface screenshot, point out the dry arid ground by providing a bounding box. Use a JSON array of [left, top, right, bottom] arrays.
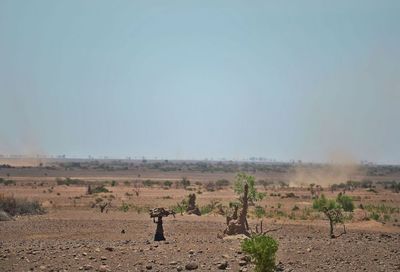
[[1, 160, 400, 272]]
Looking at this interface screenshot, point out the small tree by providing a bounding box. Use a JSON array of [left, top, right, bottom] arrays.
[[234, 173, 266, 205], [225, 173, 265, 236], [241, 235, 278, 272], [313, 194, 346, 238]]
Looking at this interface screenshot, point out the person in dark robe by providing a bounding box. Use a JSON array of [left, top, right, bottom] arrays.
[[153, 216, 165, 241]]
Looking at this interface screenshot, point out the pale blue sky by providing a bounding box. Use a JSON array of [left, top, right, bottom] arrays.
[[0, 1, 399, 163]]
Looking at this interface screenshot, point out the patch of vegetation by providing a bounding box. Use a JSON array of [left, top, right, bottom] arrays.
[[254, 205, 266, 218], [241, 235, 279, 272], [119, 202, 130, 212], [142, 179, 159, 188], [0, 194, 44, 216], [364, 204, 399, 222], [200, 203, 214, 215], [163, 180, 173, 188], [0, 178, 16, 186], [180, 177, 191, 189], [313, 194, 347, 238], [336, 193, 354, 212], [234, 172, 266, 203], [92, 185, 110, 194], [292, 205, 300, 211], [56, 178, 84, 186], [215, 179, 230, 189], [111, 180, 117, 187], [170, 198, 189, 215]]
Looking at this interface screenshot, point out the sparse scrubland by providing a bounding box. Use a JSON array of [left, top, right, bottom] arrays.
[[0, 160, 400, 271]]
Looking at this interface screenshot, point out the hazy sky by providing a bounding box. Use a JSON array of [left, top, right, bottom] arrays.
[[0, 1, 399, 163]]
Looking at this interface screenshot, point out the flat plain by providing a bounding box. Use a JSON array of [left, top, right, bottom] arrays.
[[1, 160, 399, 271]]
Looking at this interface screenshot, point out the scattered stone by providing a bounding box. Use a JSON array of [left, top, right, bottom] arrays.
[[185, 262, 199, 270], [83, 264, 93, 270], [145, 264, 153, 270], [217, 261, 228, 270], [0, 210, 13, 221], [99, 265, 110, 272]]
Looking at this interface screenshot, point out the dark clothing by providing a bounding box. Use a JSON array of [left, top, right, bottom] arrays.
[[154, 217, 165, 241]]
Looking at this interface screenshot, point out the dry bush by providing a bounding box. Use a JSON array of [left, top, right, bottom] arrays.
[[0, 194, 44, 217]]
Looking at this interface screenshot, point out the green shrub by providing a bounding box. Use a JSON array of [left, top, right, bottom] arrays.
[[370, 212, 380, 221], [336, 194, 354, 212], [241, 235, 279, 272], [92, 185, 110, 194], [119, 202, 130, 212], [215, 179, 230, 188], [56, 178, 84, 186], [164, 180, 173, 188], [312, 194, 339, 211], [0, 179, 16, 186], [254, 205, 266, 218], [234, 173, 266, 202], [143, 179, 158, 187], [200, 204, 214, 215], [111, 180, 117, 187]]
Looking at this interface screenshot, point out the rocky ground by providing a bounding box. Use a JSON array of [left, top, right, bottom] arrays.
[[1, 211, 399, 272]]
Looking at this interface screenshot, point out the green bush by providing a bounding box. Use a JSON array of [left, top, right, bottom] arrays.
[[92, 185, 110, 194], [119, 202, 130, 212], [200, 204, 214, 215], [336, 194, 354, 212], [312, 194, 339, 211], [56, 178, 84, 186], [215, 179, 230, 188], [241, 235, 279, 272], [143, 179, 158, 187], [111, 180, 117, 187], [234, 173, 266, 203], [164, 180, 173, 188], [254, 205, 266, 218], [0, 179, 16, 186], [370, 212, 380, 221]]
